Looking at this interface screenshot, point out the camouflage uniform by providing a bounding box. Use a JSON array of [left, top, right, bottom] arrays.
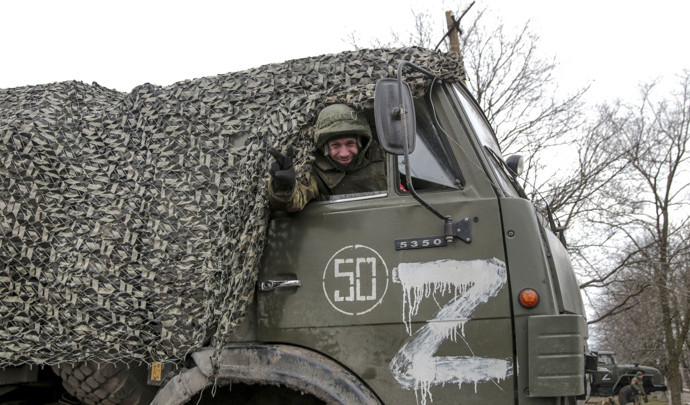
[[630, 371, 646, 405], [269, 104, 386, 212]]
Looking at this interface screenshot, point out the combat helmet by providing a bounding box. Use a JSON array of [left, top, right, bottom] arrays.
[[314, 104, 372, 151]]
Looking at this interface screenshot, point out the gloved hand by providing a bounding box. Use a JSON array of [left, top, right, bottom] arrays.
[[268, 146, 296, 194]]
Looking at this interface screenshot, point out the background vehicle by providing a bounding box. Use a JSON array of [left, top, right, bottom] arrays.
[[0, 47, 595, 404], [590, 350, 667, 398]]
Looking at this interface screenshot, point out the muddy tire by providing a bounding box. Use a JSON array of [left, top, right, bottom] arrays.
[[617, 384, 634, 405], [52, 361, 158, 405]]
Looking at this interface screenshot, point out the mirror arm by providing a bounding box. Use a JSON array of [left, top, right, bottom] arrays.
[[396, 62, 437, 89], [397, 62, 453, 241], [401, 133, 447, 222]]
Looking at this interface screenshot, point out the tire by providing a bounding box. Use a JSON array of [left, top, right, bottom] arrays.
[[617, 384, 634, 405], [52, 361, 158, 405]]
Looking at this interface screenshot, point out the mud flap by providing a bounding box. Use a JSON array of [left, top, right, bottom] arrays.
[[527, 314, 586, 396]]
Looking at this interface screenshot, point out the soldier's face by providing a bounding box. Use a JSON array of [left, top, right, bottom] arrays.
[[327, 137, 358, 165]]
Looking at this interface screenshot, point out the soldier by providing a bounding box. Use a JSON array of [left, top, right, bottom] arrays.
[[630, 370, 647, 405], [268, 104, 386, 212]]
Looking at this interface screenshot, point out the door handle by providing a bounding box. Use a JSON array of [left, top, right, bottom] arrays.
[[259, 280, 302, 291]]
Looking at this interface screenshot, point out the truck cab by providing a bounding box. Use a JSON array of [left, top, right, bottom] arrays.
[[153, 62, 594, 405]]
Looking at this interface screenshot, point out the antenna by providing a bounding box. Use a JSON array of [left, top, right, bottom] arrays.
[[434, 2, 475, 52]]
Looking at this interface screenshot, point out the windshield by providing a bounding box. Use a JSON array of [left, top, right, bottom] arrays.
[[452, 84, 522, 198], [598, 354, 615, 365]]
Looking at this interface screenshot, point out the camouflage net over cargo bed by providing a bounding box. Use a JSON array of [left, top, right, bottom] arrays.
[[0, 47, 465, 366]]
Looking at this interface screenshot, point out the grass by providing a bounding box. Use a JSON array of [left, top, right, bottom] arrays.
[[647, 398, 668, 405], [588, 396, 668, 404]]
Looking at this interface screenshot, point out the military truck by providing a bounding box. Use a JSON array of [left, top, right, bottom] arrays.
[[0, 47, 595, 404], [590, 350, 667, 400]]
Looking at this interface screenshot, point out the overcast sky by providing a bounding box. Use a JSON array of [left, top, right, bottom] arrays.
[[1, 0, 689, 105]]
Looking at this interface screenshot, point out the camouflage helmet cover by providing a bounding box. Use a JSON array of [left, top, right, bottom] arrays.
[[314, 104, 372, 148], [636, 371, 644, 377]]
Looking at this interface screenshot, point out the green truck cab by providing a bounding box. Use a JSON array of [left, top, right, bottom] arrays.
[[0, 49, 595, 404], [152, 59, 595, 404]]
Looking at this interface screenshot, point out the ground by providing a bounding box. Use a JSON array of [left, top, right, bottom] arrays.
[[587, 391, 688, 405]]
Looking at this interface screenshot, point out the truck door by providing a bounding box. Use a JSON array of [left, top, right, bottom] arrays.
[[257, 91, 515, 405]]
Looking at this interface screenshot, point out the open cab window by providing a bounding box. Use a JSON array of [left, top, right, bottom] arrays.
[[321, 109, 388, 203]]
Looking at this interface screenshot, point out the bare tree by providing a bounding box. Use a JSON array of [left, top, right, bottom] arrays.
[[348, 4, 589, 200], [591, 268, 666, 370], [459, 11, 584, 151], [584, 72, 690, 405], [347, 9, 436, 50]]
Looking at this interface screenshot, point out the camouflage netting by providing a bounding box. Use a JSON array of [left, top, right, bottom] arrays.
[[0, 47, 465, 366]]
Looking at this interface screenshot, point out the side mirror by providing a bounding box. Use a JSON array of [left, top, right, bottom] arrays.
[[506, 154, 524, 177], [374, 78, 416, 155]]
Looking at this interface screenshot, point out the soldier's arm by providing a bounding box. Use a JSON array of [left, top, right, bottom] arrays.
[[268, 175, 319, 212]]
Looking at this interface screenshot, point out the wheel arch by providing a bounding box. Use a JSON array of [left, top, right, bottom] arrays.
[[613, 368, 642, 394], [151, 343, 381, 405]]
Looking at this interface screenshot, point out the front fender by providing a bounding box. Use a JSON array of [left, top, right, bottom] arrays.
[[613, 374, 634, 394], [151, 344, 381, 405]]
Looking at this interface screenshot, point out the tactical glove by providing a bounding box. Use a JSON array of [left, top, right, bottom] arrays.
[[268, 146, 296, 194]]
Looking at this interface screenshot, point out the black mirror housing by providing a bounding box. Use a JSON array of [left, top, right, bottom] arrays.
[[506, 154, 524, 177], [374, 78, 416, 155]]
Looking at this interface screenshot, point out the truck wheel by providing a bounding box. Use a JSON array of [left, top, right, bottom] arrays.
[[617, 384, 634, 405], [52, 361, 158, 405]]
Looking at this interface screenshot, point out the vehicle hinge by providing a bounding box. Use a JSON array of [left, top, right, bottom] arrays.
[[450, 217, 471, 243]]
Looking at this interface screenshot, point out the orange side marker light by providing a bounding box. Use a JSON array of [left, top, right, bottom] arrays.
[[518, 288, 539, 308]]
